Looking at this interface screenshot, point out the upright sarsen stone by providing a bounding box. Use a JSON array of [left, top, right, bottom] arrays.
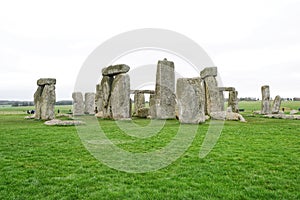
[[72, 92, 84, 116], [228, 90, 239, 113], [203, 76, 222, 115], [110, 73, 131, 119], [34, 78, 56, 120], [272, 95, 281, 114], [176, 77, 205, 124], [154, 58, 176, 119], [84, 92, 95, 114], [101, 76, 114, 118], [261, 85, 270, 114], [133, 92, 145, 116]]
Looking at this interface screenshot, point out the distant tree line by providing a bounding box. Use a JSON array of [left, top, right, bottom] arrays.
[[0, 100, 73, 106]]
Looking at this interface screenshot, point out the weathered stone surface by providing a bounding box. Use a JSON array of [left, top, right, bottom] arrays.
[[130, 90, 155, 94], [290, 110, 298, 115], [136, 107, 149, 118], [154, 58, 176, 119], [102, 64, 130, 76], [218, 87, 235, 92], [228, 90, 239, 113], [100, 76, 114, 118], [34, 81, 56, 120], [272, 95, 281, 114], [261, 85, 270, 114], [110, 73, 131, 119], [203, 76, 222, 115], [210, 111, 246, 122], [84, 92, 95, 114], [44, 119, 85, 126], [200, 67, 217, 79], [264, 114, 300, 120], [176, 77, 205, 124], [133, 92, 145, 116], [95, 84, 102, 113], [37, 78, 56, 86], [149, 94, 156, 118], [72, 92, 84, 116]]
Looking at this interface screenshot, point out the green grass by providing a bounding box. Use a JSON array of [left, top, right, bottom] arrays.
[[0, 103, 299, 199]]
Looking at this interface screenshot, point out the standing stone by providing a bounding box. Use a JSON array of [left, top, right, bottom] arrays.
[[176, 77, 205, 124], [228, 90, 239, 113], [154, 58, 176, 119], [95, 84, 103, 113], [272, 95, 281, 114], [261, 85, 271, 114], [34, 78, 56, 120], [110, 73, 131, 119], [133, 92, 145, 116], [72, 92, 84, 116], [101, 76, 114, 118], [84, 92, 95, 114], [203, 76, 222, 115], [149, 94, 156, 118]]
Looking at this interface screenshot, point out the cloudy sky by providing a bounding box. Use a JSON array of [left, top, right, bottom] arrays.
[[0, 0, 299, 100]]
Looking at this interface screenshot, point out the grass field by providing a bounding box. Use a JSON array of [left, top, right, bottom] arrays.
[[0, 102, 299, 199]]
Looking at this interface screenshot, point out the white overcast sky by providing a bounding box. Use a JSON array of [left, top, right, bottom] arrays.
[[0, 0, 299, 100]]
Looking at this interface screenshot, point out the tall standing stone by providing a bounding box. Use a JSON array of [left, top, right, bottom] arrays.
[[228, 90, 239, 113], [95, 84, 103, 113], [101, 76, 114, 118], [176, 77, 205, 124], [84, 92, 95, 114], [110, 73, 131, 119], [34, 78, 56, 120], [149, 94, 156, 118], [272, 95, 281, 114], [154, 58, 176, 119], [201, 67, 223, 115], [261, 85, 270, 114], [72, 92, 84, 116], [133, 92, 145, 115]]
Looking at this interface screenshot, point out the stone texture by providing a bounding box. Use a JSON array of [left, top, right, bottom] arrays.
[[100, 76, 114, 118], [84, 92, 95, 114], [95, 84, 102, 114], [44, 119, 85, 126], [203, 76, 222, 115], [228, 90, 239, 113], [110, 73, 131, 119], [290, 110, 298, 115], [72, 92, 84, 116], [210, 111, 246, 122], [176, 77, 205, 124], [272, 95, 281, 114], [149, 94, 156, 118], [264, 114, 300, 120], [102, 64, 130, 76], [37, 78, 56, 86], [154, 58, 176, 119], [200, 67, 217, 79], [261, 85, 270, 114], [34, 80, 56, 120], [133, 92, 145, 116], [136, 107, 149, 118]]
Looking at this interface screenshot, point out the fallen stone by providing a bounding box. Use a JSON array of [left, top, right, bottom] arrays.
[[136, 107, 149, 118], [102, 64, 130, 76], [210, 111, 246, 122], [290, 110, 298, 115], [44, 119, 86, 126]]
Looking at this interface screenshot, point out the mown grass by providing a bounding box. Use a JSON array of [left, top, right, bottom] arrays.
[[0, 103, 299, 199]]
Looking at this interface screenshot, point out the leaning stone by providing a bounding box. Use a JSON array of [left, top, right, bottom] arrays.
[[84, 92, 95, 114], [271, 95, 281, 114], [200, 67, 217, 79], [154, 58, 176, 119], [110, 73, 131, 119], [176, 77, 205, 124], [72, 92, 84, 116], [261, 85, 270, 114], [37, 78, 56, 86], [102, 64, 130, 76]]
